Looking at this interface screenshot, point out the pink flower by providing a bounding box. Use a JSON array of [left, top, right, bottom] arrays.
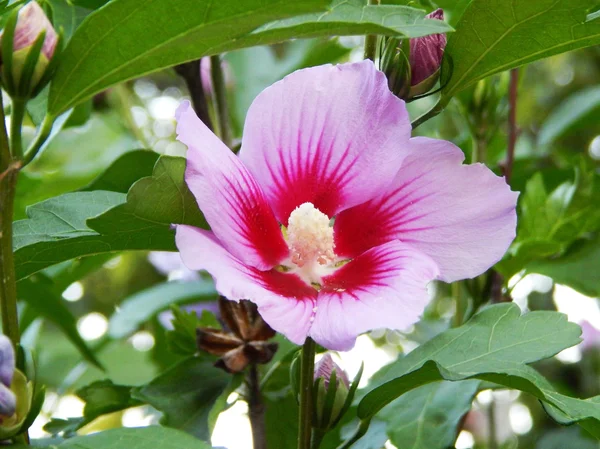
[[175, 61, 517, 351], [409, 9, 447, 87], [580, 320, 600, 352]]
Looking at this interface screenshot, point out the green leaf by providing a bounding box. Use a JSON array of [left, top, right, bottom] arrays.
[[538, 86, 600, 145], [107, 280, 217, 339], [529, 236, 600, 297], [81, 150, 160, 193], [46, 380, 142, 435], [132, 357, 231, 441], [441, 0, 600, 99], [47, 0, 452, 115], [14, 155, 205, 279], [13, 191, 174, 280], [57, 426, 213, 449], [123, 156, 206, 228], [536, 427, 600, 449], [498, 164, 600, 278], [380, 381, 479, 449], [166, 305, 220, 356], [236, 0, 453, 49], [17, 274, 103, 369], [349, 304, 600, 443], [47, 0, 330, 115]]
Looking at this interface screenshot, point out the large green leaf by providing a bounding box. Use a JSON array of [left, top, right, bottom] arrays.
[[46, 0, 329, 115], [107, 280, 217, 339], [529, 236, 600, 297], [57, 426, 212, 449], [12, 191, 174, 280], [232, 0, 453, 49], [17, 274, 103, 368], [14, 156, 204, 280], [344, 304, 600, 445], [47, 0, 452, 115], [380, 381, 479, 449], [441, 0, 600, 100], [132, 357, 231, 441]]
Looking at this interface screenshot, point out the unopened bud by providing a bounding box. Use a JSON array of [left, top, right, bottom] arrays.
[[408, 9, 447, 97], [0, 2, 59, 97], [313, 354, 352, 431], [0, 336, 15, 418], [0, 369, 32, 439]]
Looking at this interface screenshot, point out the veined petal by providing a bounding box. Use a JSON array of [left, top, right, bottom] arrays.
[[239, 60, 411, 224], [176, 101, 288, 270], [334, 137, 518, 282], [309, 241, 439, 351], [176, 226, 317, 345]]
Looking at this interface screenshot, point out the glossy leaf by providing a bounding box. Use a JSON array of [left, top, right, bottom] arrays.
[[17, 275, 103, 368], [529, 236, 600, 297], [81, 150, 159, 193], [108, 280, 217, 339], [47, 0, 452, 115], [58, 426, 213, 449], [47, 0, 330, 115], [441, 0, 600, 99], [13, 155, 205, 279], [346, 304, 600, 444], [380, 381, 479, 449], [132, 357, 231, 441], [13, 191, 174, 280]]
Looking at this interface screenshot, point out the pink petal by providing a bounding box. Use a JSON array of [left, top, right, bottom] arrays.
[[176, 225, 317, 344], [239, 60, 411, 224], [309, 241, 439, 351], [176, 101, 289, 270], [334, 137, 518, 282]]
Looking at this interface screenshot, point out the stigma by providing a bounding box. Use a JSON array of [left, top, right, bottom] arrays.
[[287, 202, 335, 267]]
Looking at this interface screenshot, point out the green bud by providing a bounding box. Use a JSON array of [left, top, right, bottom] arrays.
[[0, 369, 34, 439]]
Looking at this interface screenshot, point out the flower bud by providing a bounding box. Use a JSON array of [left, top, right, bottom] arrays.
[[313, 354, 353, 431], [0, 2, 59, 97], [408, 9, 447, 97], [381, 9, 447, 101], [0, 368, 34, 439], [0, 336, 15, 418]]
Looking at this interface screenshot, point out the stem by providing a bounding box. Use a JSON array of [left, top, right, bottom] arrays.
[[23, 114, 55, 166], [0, 94, 21, 349], [411, 99, 447, 129], [174, 60, 214, 131], [505, 68, 519, 184], [363, 0, 380, 61], [248, 364, 267, 449], [9, 97, 26, 160], [452, 282, 466, 327], [488, 397, 498, 449], [210, 55, 232, 148], [298, 338, 316, 449]]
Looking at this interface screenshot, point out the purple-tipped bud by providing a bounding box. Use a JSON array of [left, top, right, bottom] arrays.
[[409, 9, 446, 87], [200, 57, 233, 96], [0, 384, 16, 418], [314, 353, 349, 389], [0, 336, 14, 388], [12, 2, 58, 61], [580, 320, 600, 352]]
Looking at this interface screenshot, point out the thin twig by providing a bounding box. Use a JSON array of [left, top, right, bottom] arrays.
[[248, 364, 267, 449], [363, 0, 380, 61], [210, 55, 232, 148], [298, 338, 316, 449], [174, 60, 213, 130]]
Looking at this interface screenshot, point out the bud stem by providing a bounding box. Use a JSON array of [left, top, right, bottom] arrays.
[[363, 0, 380, 61], [248, 364, 267, 449], [9, 97, 26, 160], [298, 337, 316, 449], [210, 55, 232, 149], [23, 113, 54, 166], [0, 93, 21, 350]]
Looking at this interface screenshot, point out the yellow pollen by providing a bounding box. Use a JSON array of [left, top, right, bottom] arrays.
[[287, 202, 335, 267]]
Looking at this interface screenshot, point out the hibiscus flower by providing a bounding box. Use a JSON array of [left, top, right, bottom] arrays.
[[175, 60, 517, 351]]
